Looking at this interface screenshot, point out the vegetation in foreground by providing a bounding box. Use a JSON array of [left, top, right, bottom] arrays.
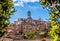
[[0, 0, 15, 37], [40, 0, 60, 41]]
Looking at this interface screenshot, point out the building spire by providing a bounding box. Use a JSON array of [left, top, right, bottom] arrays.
[[27, 10, 32, 19], [28, 10, 31, 17]]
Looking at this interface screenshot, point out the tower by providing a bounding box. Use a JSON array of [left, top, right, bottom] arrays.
[[27, 10, 32, 19]]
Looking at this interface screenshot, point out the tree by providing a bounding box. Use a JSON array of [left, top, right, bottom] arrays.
[[0, 0, 15, 37], [22, 31, 37, 40], [40, 0, 60, 41]]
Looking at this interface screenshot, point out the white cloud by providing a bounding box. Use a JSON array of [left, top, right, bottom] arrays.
[[13, 0, 17, 2], [13, 0, 39, 7], [22, 0, 39, 2], [14, 0, 24, 7]]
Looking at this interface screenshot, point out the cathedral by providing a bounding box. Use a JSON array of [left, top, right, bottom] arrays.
[[6, 10, 50, 40]]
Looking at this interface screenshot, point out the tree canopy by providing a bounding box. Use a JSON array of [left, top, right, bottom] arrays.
[[40, 0, 60, 41], [0, 0, 15, 37]]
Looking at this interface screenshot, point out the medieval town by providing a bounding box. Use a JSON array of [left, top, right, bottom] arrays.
[[2, 10, 51, 41], [0, 0, 60, 41]]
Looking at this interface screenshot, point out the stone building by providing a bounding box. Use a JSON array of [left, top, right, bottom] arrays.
[[6, 10, 50, 40]]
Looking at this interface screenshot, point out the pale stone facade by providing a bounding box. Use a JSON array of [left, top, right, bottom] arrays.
[[7, 18, 50, 35]]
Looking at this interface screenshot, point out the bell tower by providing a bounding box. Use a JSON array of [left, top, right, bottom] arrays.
[[27, 10, 32, 19]]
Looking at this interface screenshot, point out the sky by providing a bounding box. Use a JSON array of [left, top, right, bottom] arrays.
[[9, 0, 49, 23]]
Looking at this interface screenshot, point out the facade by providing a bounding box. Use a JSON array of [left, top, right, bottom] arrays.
[[6, 10, 50, 40]]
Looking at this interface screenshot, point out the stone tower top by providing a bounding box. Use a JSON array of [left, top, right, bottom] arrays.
[[27, 10, 32, 19], [28, 10, 31, 16]]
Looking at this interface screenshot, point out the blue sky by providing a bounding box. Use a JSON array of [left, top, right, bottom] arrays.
[[10, 0, 49, 23]]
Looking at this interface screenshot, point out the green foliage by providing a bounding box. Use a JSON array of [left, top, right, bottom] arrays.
[[40, 0, 60, 41], [22, 31, 48, 40], [0, 0, 15, 37], [22, 31, 36, 40]]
